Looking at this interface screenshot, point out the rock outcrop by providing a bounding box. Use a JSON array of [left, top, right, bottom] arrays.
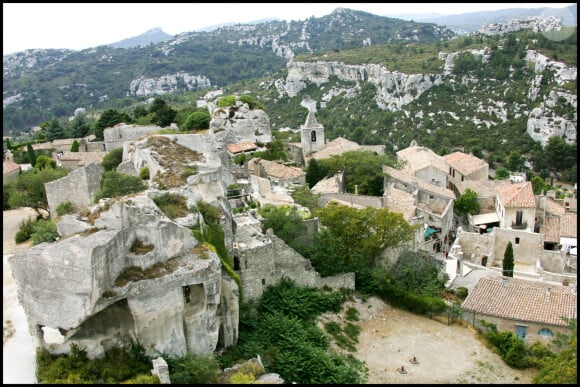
[[9, 194, 239, 359], [478, 16, 564, 36], [209, 100, 272, 145], [129, 72, 211, 96]]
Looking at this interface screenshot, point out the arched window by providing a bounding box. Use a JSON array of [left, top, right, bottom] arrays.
[[538, 328, 553, 337], [311, 131, 317, 142]]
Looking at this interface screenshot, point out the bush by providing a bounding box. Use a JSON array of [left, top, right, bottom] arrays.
[[455, 287, 468, 299], [101, 147, 124, 171], [35, 155, 57, 170], [56, 201, 74, 216], [95, 171, 147, 201], [30, 219, 59, 245], [15, 217, 35, 243], [217, 95, 236, 107], [70, 140, 80, 152], [166, 353, 220, 384], [139, 166, 150, 180], [195, 199, 222, 225], [153, 193, 189, 219]]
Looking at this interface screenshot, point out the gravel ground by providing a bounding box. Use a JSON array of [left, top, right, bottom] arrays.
[[343, 296, 537, 384]]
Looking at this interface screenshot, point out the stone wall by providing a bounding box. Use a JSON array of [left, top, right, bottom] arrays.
[[45, 162, 104, 219], [318, 193, 384, 209], [492, 228, 543, 267], [237, 233, 354, 301], [103, 124, 165, 151], [461, 311, 572, 346], [454, 230, 495, 267]]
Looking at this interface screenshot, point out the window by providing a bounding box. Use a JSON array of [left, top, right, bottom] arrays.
[[538, 328, 554, 337], [311, 131, 316, 142], [183, 285, 191, 304], [515, 237, 520, 245], [262, 279, 266, 286], [516, 210, 523, 225]]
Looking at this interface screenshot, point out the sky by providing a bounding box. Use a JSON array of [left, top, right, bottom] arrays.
[[3, 2, 575, 55]]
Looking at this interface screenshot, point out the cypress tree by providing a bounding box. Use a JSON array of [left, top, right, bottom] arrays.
[[26, 143, 36, 166], [503, 241, 514, 277]]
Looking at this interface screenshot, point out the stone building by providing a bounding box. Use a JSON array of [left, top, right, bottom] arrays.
[[300, 108, 325, 155], [395, 140, 448, 188], [461, 276, 576, 345], [444, 151, 489, 193], [495, 181, 536, 232]]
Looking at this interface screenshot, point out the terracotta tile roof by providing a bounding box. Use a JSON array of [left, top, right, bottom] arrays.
[[560, 213, 577, 239], [61, 151, 107, 166], [455, 179, 512, 198], [226, 141, 257, 154], [259, 159, 305, 180], [384, 187, 416, 221], [540, 215, 560, 243], [396, 145, 448, 174], [498, 182, 535, 208], [384, 165, 455, 199], [312, 173, 342, 194], [462, 276, 576, 327], [542, 197, 566, 216], [3, 160, 21, 175], [444, 151, 488, 176], [309, 137, 360, 160]]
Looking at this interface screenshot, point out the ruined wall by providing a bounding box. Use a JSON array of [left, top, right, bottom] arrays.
[[414, 166, 447, 188], [237, 234, 354, 301], [454, 230, 495, 266], [103, 124, 165, 151], [492, 228, 543, 267], [45, 162, 104, 219], [319, 193, 384, 209]]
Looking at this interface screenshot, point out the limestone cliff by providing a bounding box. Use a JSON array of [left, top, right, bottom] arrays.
[[9, 194, 239, 359]]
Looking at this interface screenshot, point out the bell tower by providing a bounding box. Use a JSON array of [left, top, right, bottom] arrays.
[[300, 108, 325, 155]]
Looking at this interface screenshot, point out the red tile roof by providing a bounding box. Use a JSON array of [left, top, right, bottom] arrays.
[[3, 160, 21, 175], [462, 276, 576, 327], [226, 141, 257, 154], [498, 182, 535, 208], [444, 151, 488, 176]]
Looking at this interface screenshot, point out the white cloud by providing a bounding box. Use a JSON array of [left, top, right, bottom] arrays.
[[2, 3, 574, 55]]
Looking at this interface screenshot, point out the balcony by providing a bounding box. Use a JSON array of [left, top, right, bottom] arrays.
[[511, 221, 528, 230]]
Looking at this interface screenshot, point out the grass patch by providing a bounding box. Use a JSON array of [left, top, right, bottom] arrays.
[[114, 258, 179, 287], [153, 192, 189, 219], [130, 239, 154, 255]]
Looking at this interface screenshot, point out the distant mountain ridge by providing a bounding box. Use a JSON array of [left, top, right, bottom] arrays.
[[109, 27, 173, 48], [397, 4, 577, 34]]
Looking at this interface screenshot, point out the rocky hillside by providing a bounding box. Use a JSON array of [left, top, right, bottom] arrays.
[[3, 8, 455, 135]]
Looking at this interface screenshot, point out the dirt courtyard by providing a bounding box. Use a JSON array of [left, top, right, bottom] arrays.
[[342, 296, 537, 384]]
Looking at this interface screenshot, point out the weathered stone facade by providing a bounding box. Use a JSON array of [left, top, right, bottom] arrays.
[[9, 195, 239, 359], [45, 162, 104, 219]]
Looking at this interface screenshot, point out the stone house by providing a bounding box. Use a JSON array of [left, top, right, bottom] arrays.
[[395, 141, 448, 189], [231, 213, 354, 301], [384, 165, 455, 252], [247, 158, 306, 187], [461, 276, 576, 345], [58, 151, 108, 171], [495, 181, 536, 232], [3, 150, 21, 180], [444, 151, 489, 193]]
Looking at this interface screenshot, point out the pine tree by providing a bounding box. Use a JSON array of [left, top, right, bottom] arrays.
[[503, 241, 514, 277]]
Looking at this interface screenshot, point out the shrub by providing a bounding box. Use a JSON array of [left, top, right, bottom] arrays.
[[345, 307, 360, 322], [31, 219, 59, 245], [70, 140, 80, 152], [139, 166, 150, 180], [195, 199, 222, 225], [181, 165, 198, 178], [101, 147, 124, 171], [217, 95, 236, 108], [56, 201, 74, 216], [35, 155, 57, 170], [455, 287, 468, 299], [153, 193, 189, 219], [15, 217, 35, 243], [166, 353, 220, 384], [95, 171, 147, 201]]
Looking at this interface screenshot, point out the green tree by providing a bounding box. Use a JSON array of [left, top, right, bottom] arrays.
[[454, 188, 480, 218], [165, 353, 220, 384], [507, 151, 524, 172], [70, 140, 80, 152], [35, 155, 56, 170], [217, 95, 236, 107], [533, 318, 577, 384], [503, 241, 514, 277], [495, 167, 510, 180], [7, 168, 68, 212], [531, 175, 547, 195], [26, 143, 36, 166], [253, 138, 288, 161], [182, 111, 211, 131], [42, 118, 66, 142], [290, 185, 320, 212], [94, 109, 132, 140], [259, 205, 306, 245], [390, 250, 448, 297], [305, 158, 327, 188], [67, 114, 92, 138], [149, 97, 177, 128], [315, 202, 414, 269], [101, 147, 124, 171]]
